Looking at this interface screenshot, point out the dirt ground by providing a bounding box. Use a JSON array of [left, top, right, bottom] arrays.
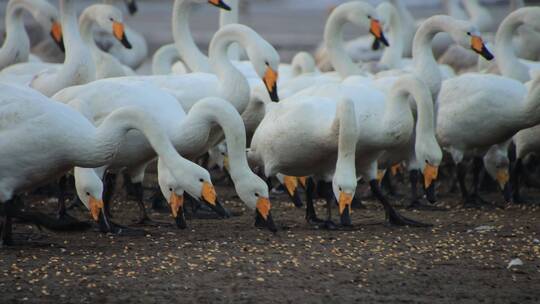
[[1, 175, 539, 304]]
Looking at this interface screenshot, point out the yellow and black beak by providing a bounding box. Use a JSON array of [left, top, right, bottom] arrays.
[[201, 181, 230, 218], [208, 0, 231, 11], [369, 18, 389, 47], [471, 35, 494, 61], [255, 197, 277, 233], [89, 196, 104, 221], [338, 192, 353, 226], [113, 21, 132, 49], [169, 192, 186, 229], [283, 176, 303, 208], [423, 163, 439, 189], [50, 21, 64, 53], [263, 65, 279, 102], [125, 0, 138, 15], [496, 168, 512, 203]]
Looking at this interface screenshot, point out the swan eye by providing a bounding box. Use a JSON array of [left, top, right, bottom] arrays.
[[255, 193, 259, 197], [339, 187, 342, 192], [221, 152, 225, 156], [199, 178, 204, 182], [86, 192, 90, 196], [367, 15, 372, 19], [169, 188, 173, 192], [466, 32, 471, 36]]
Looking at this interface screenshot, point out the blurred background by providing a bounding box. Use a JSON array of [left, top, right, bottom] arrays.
[[0, 0, 538, 70]]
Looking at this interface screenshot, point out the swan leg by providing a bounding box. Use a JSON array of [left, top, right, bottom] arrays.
[[369, 180, 431, 227], [304, 178, 324, 226], [512, 158, 526, 204], [0, 200, 14, 247], [381, 170, 399, 197], [102, 172, 117, 218], [407, 170, 444, 211], [317, 181, 339, 229], [464, 158, 495, 209]]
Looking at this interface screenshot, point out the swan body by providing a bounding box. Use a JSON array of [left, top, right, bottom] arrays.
[[0, 82, 211, 242], [0, 0, 64, 71], [53, 79, 277, 230]]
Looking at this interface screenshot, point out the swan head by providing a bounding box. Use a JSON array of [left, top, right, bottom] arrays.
[[342, 2, 389, 48], [483, 145, 511, 202], [235, 174, 277, 233], [94, 4, 132, 49], [448, 21, 494, 61], [158, 159, 229, 227], [31, 1, 64, 52], [332, 172, 357, 227], [74, 168, 105, 222], [416, 138, 443, 198], [206, 0, 231, 11], [244, 32, 281, 102]]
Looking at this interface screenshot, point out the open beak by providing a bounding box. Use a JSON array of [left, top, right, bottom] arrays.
[[263, 65, 279, 102], [283, 176, 303, 208], [113, 22, 132, 49], [369, 19, 389, 47], [50, 21, 64, 53], [169, 192, 187, 229], [208, 0, 231, 11], [126, 0, 138, 15], [201, 181, 230, 218], [471, 35, 494, 61], [256, 197, 277, 232], [423, 163, 439, 189], [338, 192, 353, 226], [89, 196, 104, 221]]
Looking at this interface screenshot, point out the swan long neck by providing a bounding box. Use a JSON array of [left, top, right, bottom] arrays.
[[1, 0, 37, 65], [176, 98, 251, 182], [58, 0, 96, 85], [78, 6, 102, 56], [389, 0, 414, 27], [324, 3, 365, 78], [152, 43, 181, 75], [87, 106, 193, 184], [412, 16, 453, 98], [379, 3, 403, 69], [219, 0, 240, 61], [208, 26, 251, 112], [495, 8, 537, 83], [333, 99, 358, 184], [385, 76, 435, 147], [172, 0, 211, 73], [523, 76, 540, 127]]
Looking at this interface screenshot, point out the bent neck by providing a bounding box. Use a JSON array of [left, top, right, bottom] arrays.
[[79, 6, 103, 57], [152, 43, 181, 75], [324, 3, 365, 78], [176, 98, 252, 183], [385, 76, 435, 147], [2, 0, 37, 65], [333, 98, 358, 186], [90, 106, 195, 184], [172, 0, 211, 73], [495, 8, 537, 83], [412, 16, 455, 98], [219, 0, 240, 61], [208, 25, 251, 112]]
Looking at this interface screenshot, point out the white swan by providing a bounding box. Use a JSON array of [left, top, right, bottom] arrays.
[[0, 82, 214, 244], [121, 24, 280, 114], [0, 0, 94, 96], [436, 70, 540, 205], [1, 3, 134, 84], [53, 80, 277, 231], [0, 0, 64, 70], [249, 96, 359, 227], [252, 74, 440, 227]]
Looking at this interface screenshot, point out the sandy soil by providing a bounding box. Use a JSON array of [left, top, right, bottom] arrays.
[[1, 177, 539, 304]]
